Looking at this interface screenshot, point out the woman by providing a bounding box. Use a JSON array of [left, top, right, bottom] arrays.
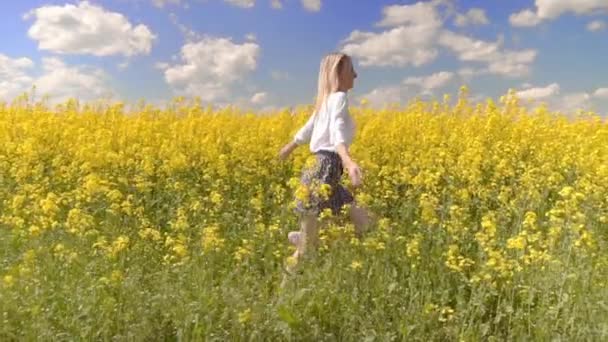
[[278, 52, 375, 270]]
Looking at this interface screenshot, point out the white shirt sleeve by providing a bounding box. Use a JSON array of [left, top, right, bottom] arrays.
[[293, 112, 316, 145], [329, 92, 349, 147]]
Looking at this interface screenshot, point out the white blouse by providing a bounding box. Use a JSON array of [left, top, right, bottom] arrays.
[[293, 91, 355, 153]]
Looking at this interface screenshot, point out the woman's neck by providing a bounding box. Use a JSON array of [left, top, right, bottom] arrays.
[[336, 86, 349, 92]]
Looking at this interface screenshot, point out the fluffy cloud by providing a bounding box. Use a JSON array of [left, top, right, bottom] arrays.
[[358, 85, 406, 108], [512, 84, 608, 114], [250, 92, 268, 104], [439, 31, 537, 77], [516, 83, 560, 100], [25, 1, 155, 57], [0, 54, 35, 100], [593, 88, 608, 98], [35, 58, 112, 103], [535, 0, 608, 19], [341, 2, 442, 67], [358, 73, 453, 108], [224, 0, 255, 8], [301, 0, 321, 12], [509, 9, 541, 27], [0, 54, 111, 103], [376, 2, 442, 28], [159, 36, 260, 102], [510, 0, 608, 27], [342, 1, 535, 76], [169, 13, 199, 41], [559, 93, 592, 112], [454, 8, 489, 27], [587, 20, 606, 32], [403, 71, 454, 92]]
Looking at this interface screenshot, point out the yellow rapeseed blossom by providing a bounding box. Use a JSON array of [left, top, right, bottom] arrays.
[[201, 224, 225, 253], [0, 89, 606, 327], [350, 260, 363, 271]]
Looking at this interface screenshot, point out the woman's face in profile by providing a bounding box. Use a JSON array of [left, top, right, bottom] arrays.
[[341, 58, 358, 90]]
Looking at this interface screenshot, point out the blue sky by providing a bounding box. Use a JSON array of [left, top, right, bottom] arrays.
[[1, 0, 607, 114]]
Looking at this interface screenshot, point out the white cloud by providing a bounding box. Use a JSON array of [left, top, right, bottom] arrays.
[[510, 0, 608, 27], [169, 13, 200, 41], [439, 31, 537, 77], [160, 36, 260, 102], [0, 54, 35, 100], [0, 54, 112, 103], [559, 92, 592, 112], [342, 27, 440, 67], [587, 20, 606, 32], [593, 88, 608, 98], [516, 83, 560, 100], [376, 2, 442, 28], [510, 84, 605, 114], [358, 85, 406, 108], [343, 1, 536, 78], [152, 0, 181, 7], [271, 0, 283, 9], [454, 8, 489, 27], [225, 0, 255, 8], [341, 2, 443, 67], [35, 58, 112, 103], [535, 0, 608, 19], [245, 33, 257, 41], [250, 92, 268, 104], [25, 1, 155, 57], [439, 31, 501, 61], [509, 9, 541, 27], [486, 50, 537, 77], [403, 71, 454, 92], [301, 0, 321, 12]]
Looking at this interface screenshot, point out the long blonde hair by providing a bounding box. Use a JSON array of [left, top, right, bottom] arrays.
[[313, 52, 351, 115]]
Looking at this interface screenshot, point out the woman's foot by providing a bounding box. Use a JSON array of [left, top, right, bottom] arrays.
[[288, 231, 301, 246]]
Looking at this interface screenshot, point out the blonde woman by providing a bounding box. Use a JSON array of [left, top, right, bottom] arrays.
[[278, 52, 375, 270]]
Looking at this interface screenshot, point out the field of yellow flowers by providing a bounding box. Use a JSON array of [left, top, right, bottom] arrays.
[[1, 88, 607, 340]]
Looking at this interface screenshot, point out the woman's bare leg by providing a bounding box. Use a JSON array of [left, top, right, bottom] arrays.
[[294, 213, 320, 260], [349, 203, 376, 238]]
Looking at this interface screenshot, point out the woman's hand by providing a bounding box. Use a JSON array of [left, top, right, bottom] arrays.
[[345, 161, 363, 188], [278, 143, 295, 161]]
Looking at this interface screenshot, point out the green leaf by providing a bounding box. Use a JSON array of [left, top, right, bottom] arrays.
[[277, 305, 299, 328]]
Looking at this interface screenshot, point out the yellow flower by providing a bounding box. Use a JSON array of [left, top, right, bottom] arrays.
[[111, 270, 123, 283], [285, 255, 298, 269], [350, 260, 363, 270], [3, 275, 14, 288], [238, 308, 252, 324], [201, 225, 225, 253], [406, 234, 422, 263], [506, 235, 526, 250], [109, 235, 130, 258], [210, 191, 223, 205]]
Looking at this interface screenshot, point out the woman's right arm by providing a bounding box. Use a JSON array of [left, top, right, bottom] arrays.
[[293, 112, 316, 145], [279, 112, 315, 160]]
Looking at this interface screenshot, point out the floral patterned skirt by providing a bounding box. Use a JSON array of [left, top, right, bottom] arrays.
[[293, 149, 355, 217]]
